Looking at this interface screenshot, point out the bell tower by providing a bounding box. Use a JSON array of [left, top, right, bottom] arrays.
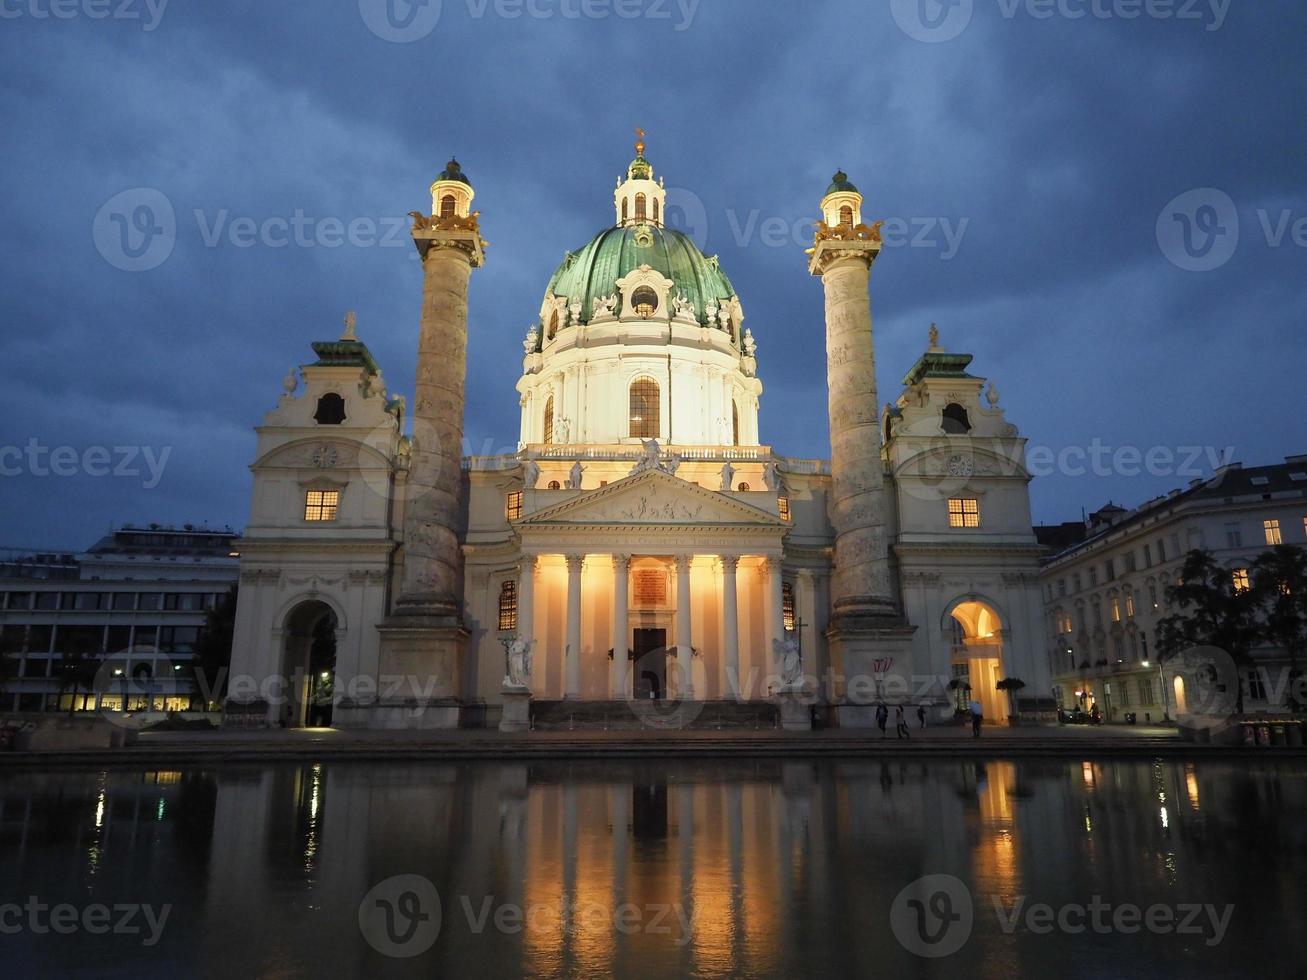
[[614, 128, 666, 227]]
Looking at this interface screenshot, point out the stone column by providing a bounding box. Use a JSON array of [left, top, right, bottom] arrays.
[[375, 208, 484, 729], [518, 556, 536, 649], [675, 555, 695, 699], [565, 554, 583, 698], [399, 244, 478, 615], [766, 556, 785, 679], [720, 556, 741, 700], [808, 187, 916, 728], [611, 555, 630, 699]]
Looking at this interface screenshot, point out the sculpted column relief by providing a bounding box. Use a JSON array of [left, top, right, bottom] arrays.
[[814, 250, 896, 620]]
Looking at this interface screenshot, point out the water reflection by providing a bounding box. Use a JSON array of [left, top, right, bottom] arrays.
[[1, 759, 1306, 978]]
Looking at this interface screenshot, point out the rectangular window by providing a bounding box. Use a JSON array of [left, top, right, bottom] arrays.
[[1057, 579, 1066, 598], [1125, 592, 1135, 618], [138, 592, 162, 611], [1111, 597, 1121, 622], [1118, 684, 1130, 708], [305, 489, 340, 522], [133, 626, 158, 651], [112, 592, 137, 611], [1233, 568, 1251, 592], [947, 498, 979, 528], [106, 626, 132, 653], [159, 626, 201, 653], [1073, 573, 1082, 593], [1149, 584, 1159, 609], [1113, 635, 1125, 661], [1143, 544, 1152, 568], [1124, 552, 1137, 574], [497, 581, 518, 632], [782, 582, 796, 632], [6, 592, 32, 610], [1264, 519, 1282, 546], [1157, 539, 1167, 562], [1138, 678, 1153, 705], [505, 491, 524, 521], [778, 496, 791, 521], [1247, 669, 1267, 702], [26, 624, 52, 653], [34, 592, 59, 610], [1105, 559, 1115, 581], [0, 626, 24, 654], [1089, 567, 1098, 587], [1225, 522, 1243, 549]]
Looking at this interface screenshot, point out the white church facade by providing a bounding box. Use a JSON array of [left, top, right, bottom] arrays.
[[225, 141, 1053, 731]]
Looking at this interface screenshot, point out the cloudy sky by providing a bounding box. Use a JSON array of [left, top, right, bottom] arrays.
[[0, 0, 1303, 550]]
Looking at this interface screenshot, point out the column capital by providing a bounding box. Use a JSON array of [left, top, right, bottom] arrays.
[[520, 554, 538, 572], [612, 553, 632, 571], [719, 555, 740, 573], [765, 555, 784, 574], [565, 554, 585, 571], [675, 554, 693, 572]]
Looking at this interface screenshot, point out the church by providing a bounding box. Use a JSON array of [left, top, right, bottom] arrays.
[[224, 137, 1053, 731]]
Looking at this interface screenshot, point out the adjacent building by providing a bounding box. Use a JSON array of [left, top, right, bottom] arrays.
[[0, 526, 240, 714], [1040, 455, 1307, 721]]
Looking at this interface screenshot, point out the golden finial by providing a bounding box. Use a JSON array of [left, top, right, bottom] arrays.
[[635, 127, 646, 157]]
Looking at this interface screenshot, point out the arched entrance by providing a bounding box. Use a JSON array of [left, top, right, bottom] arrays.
[[946, 599, 1010, 724], [281, 600, 339, 728], [1172, 674, 1188, 715]]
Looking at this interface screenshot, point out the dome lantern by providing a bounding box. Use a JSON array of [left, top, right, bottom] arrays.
[[614, 128, 666, 228]]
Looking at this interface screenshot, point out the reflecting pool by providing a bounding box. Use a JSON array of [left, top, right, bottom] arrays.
[[1, 759, 1305, 978]]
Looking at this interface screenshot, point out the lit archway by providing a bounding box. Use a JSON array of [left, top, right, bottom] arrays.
[[1173, 674, 1188, 715], [946, 598, 1010, 724]]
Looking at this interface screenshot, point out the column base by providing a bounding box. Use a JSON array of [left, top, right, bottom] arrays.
[[826, 616, 918, 729], [777, 692, 814, 731], [499, 688, 532, 733], [371, 615, 468, 730]]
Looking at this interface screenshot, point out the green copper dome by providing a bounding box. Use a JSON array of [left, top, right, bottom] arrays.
[[543, 224, 736, 328], [825, 170, 858, 195], [436, 158, 471, 185]]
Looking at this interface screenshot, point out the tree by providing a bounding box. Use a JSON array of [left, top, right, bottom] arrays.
[[996, 677, 1026, 722], [58, 647, 103, 717], [1156, 549, 1261, 716], [1252, 545, 1307, 709], [193, 585, 238, 709]]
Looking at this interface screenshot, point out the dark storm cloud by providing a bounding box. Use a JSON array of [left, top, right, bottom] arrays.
[[0, 0, 1303, 548]]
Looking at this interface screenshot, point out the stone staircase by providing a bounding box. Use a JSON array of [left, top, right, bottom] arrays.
[[529, 699, 781, 732]]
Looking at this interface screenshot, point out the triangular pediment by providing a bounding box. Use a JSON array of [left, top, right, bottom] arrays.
[[518, 468, 786, 528]]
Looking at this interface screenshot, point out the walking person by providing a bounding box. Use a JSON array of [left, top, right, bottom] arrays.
[[876, 702, 889, 738], [969, 699, 983, 738], [916, 704, 926, 730], [895, 704, 910, 740]]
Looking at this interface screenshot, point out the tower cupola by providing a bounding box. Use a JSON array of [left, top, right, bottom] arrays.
[[430, 158, 475, 219], [819, 170, 863, 228]]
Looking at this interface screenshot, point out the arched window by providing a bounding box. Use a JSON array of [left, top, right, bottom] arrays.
[[635, 194, 647, 221], [543, 396, 554, 444], [941, 403, 971, 434], [731, 402, 740, 446], [440, 195, 457, 218], [737, 482, 750, 491], [313, 393, 346, 425], [652, 198, 660, 223], [630, 286, 658, 319], [547, 310, 559, 340], [839, 205, 854, 225], [497, 580, 518, 632], [548, 480, 561, 490], [621, 198, 629, 223], [629, 377, 660, 439]]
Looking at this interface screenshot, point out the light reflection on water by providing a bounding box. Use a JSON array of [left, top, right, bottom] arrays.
[[1, 759, 1306, 979]]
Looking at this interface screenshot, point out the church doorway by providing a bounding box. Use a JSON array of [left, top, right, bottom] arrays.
[[947, 599, 1010, 724], [633, 628, 668, 701], [281, 600, 338, 728]]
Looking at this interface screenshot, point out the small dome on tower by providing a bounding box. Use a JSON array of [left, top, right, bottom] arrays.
[[826, 170, 858, 195], [437, 158, 471, 185]]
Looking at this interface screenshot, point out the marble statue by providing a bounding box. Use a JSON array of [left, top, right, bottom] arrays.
[[555, 417, 570, 444], [986, 381, 1000, 408], [673, 293, 696, 320], [504, 637, 533, 690], [763, 460, 782, 491], [282, 368, 297, 395], [524, 327, 538, 355], [566, 461, 585, 490], [776, 636, 802, 688], [743, 328, 757, 357], [521, 458, 541, 489], [719, 461, 736, 492]]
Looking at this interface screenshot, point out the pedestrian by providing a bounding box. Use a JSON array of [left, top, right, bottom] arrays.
[[876, 702, 889, 738], [895, 704, 910, 739], [969, 699, 983, 738], [916, 704, 926, 729]]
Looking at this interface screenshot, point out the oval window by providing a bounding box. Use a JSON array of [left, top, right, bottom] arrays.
[[630, 286, 658, 319]]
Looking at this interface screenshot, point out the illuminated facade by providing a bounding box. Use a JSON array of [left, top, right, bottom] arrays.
[[226, 141, 1052, 730]]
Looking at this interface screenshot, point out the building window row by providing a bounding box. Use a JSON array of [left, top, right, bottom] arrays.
[[0, 591, 222, 612]]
